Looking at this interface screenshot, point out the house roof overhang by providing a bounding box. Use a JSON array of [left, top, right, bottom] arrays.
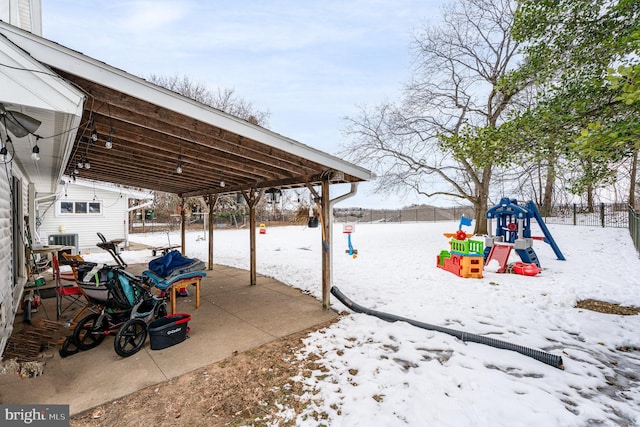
[[0, 25, 84, 194], [0, 20, 373, 199]]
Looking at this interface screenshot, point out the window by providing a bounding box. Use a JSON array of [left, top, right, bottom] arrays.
[[59, 201, 102, 215], [60, 201, 74, 214], [75, 202, 87, 214], [89, 202, 101, 213]]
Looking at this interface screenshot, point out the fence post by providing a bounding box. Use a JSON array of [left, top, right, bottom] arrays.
[[573, 204, 577, 226], [629, 205, 640, 255], [600, 203, 605, 227]]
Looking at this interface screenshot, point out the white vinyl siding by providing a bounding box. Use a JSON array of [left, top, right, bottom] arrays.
[[37, 183, 131, 253], [0, 169, 12, 357], [0, 167, 29, 358]]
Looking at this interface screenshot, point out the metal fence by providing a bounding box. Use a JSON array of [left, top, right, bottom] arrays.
[[629, 205, 640, 255], [334, 203, 630, 228], [333, 206, 476, 224], [540, 203, 629, 228], [132, 203, 633, 231]]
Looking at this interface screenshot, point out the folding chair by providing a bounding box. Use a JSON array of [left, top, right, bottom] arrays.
[[60, 252, 84, 281], [53, 255, 85, 321], [59, 253, 100, 322]]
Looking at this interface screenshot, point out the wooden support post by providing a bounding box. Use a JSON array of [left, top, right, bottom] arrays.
[[306, 181, 332, 309], [321, 180, 331, 308], [206, 194, 217, 270], [180, 197, 186, 255], [242, 189, 262, 286], [250, 201, 257, 286]]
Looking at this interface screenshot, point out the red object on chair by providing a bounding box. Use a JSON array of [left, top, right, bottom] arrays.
[[53, 255, 85, 320]]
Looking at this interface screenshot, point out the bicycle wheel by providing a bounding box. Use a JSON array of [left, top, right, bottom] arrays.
[[114, 318, 148, 357], [73, 313, 108, 350]]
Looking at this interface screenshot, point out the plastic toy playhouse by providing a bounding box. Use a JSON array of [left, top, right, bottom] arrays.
[[484, 198, 565, 274], [437, 216, 484, 278]]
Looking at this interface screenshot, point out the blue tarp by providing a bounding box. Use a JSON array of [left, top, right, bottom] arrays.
[[148, 250, 196, 278]]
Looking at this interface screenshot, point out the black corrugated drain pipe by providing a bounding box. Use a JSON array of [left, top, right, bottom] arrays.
[[331, 286, 564, 370]]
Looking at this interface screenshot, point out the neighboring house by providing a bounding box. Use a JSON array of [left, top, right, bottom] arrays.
[[36, 178, 153, 253]]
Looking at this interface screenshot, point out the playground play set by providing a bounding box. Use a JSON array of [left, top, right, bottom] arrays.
[[437, 198, 565, 278]]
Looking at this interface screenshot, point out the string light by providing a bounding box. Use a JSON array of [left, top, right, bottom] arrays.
[[31, 144, 40, 161]]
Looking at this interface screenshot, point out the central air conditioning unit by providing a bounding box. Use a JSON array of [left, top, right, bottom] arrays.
[[48, 233, 79, 254]]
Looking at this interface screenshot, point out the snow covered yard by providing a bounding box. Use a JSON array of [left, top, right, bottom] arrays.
[[89, 222, 640, 426]]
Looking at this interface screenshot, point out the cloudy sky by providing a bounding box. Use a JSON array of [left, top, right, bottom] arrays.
[[42, 1, 446, 208]]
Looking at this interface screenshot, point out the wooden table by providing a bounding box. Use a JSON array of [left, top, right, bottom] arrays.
[[30, 244, 66, 256], [28, 245, 66, 277]]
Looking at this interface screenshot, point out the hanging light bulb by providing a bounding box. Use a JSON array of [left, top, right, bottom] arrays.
[[31, 144, 40, 161], [105, 136, 113, 149], [176, 156, 183, 174], [73, 167, 79, 175], [77, 158, 84, 169], [84, 159, 91, 169], [220, 178, 225, 188], [91, 129, 98, 142]]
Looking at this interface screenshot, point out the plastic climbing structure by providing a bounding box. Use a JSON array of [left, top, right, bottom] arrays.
[[437, 216, 484, 278], [484, 198, 565, 271]]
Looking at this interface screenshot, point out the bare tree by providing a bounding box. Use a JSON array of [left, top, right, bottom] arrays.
[[342, 0, 528, 233], [148, 74, 270, 126]]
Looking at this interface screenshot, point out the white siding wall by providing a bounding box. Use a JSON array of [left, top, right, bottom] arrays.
[[38, 183, 129, 253], [0, 165, 29, 358], [0, 167, 12, 356]]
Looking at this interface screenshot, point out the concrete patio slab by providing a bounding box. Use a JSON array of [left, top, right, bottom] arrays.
[[0, 264, 337, 416]]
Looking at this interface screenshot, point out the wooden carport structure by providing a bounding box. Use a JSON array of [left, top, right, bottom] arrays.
[[0, 24, 373, 307]]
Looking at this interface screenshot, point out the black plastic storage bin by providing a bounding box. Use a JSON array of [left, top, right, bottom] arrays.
[[148, 313, 191, 350]]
